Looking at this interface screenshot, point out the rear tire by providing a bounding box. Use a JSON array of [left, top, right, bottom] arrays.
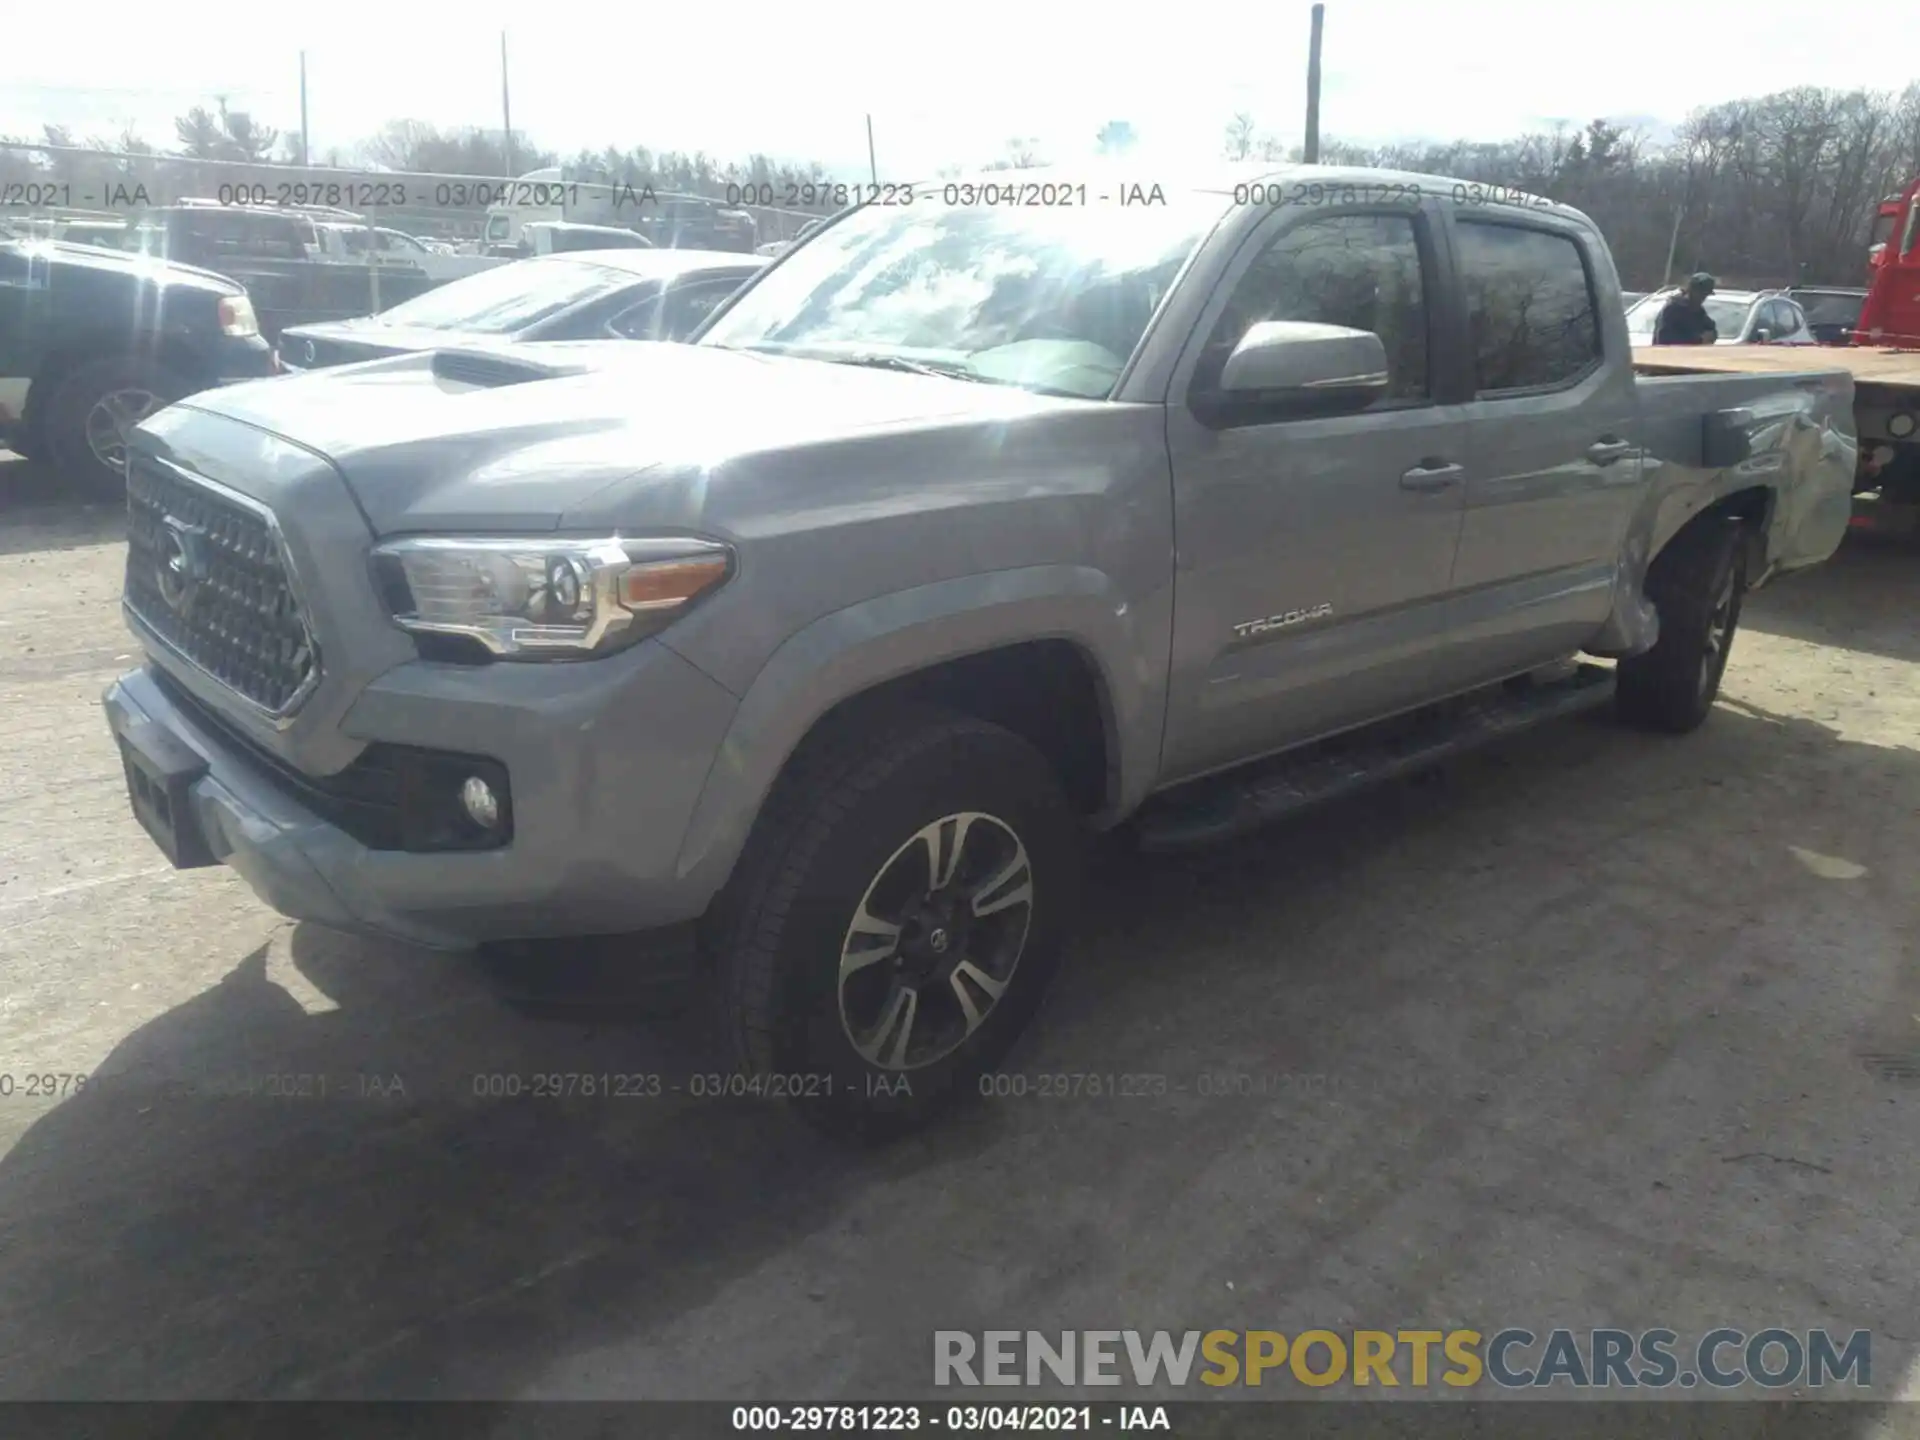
[[710, 706, 1084, 1140], [1616, 516, 1747, 734], [45, 356, 183, 499]]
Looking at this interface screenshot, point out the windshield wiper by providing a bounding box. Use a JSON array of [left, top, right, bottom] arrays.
[[806, 351, 991, 383]]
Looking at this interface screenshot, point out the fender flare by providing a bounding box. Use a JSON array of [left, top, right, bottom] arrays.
[[669, 564, 1164, 898]]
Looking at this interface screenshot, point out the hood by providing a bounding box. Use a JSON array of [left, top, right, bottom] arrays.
[[27, 241, 244, 295], [278, 318, 489, 368], [166, 341, 1077, 535]]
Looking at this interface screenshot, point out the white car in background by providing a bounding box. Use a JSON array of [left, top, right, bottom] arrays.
[[1627, 288, 1817, 347], [757, 216, 827, 258]]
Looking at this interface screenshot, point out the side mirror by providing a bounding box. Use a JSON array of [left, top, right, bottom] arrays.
[[1212, 321, 1390, 420], [1752, 327, 1772, 344]]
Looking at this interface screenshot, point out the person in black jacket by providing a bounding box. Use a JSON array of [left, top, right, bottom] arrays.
[[1653, 273, 1719, 345]]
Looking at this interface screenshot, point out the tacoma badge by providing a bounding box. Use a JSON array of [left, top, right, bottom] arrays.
[[1232, 603, 1333, 639]]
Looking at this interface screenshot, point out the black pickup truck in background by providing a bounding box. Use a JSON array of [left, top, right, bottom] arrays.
[[0, 236, 278, 495], [121, 203, 442, 340], [637, 197, 759, 253]]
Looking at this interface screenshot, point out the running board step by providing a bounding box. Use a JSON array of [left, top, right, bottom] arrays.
[[1130, 663, 1617, 853]]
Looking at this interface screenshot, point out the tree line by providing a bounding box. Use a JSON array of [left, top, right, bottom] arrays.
[[6, 82, 1919, 285], [1217, 84, 1920, 290]]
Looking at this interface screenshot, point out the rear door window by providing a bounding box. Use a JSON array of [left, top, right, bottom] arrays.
[[1453, 220, 1600, 392]]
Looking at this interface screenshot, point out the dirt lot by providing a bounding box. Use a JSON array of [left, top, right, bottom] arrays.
[[1, 454, 1918, 1409]]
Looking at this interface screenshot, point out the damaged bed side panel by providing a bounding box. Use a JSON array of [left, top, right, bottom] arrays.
[[1587, 370, 1856, 657]]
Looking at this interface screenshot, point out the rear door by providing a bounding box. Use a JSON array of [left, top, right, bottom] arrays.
[[1157, 201, 1469, 783], [1442, 209, 1640, 685]]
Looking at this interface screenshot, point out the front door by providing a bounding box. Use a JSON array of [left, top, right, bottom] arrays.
[[1159, 204, 1468, 785]]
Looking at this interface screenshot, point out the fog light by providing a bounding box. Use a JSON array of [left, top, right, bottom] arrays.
[[1889, 411, 1916, 440], [460, 775, 501, 829]]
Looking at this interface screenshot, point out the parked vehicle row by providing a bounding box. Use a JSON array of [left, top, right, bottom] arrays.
[[100, 164, 1856, 1135], [480, 173, 761, 255], [1624, 286, 1817, 347]]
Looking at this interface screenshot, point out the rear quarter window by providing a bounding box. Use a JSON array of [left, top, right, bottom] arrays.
[[1454, 220, 1601, 392]]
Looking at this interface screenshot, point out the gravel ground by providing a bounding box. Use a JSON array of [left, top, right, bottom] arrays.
[[1, 455, 1917, 1414]]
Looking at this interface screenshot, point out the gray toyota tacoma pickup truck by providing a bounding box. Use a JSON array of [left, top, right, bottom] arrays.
[[104, 166, 1857, 1132]]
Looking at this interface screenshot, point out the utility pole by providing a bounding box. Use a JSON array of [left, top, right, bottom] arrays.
[[501, 32, 516, 177], [1304, 3, 1325, 164], [1662, 203, 1683, 288], [1663, 163, 1696, 288], [866, 114, 878, 186], [298, 52, 310, 167]]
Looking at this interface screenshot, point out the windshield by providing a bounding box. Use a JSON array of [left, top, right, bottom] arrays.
[[1625, 294, 1753, 336], [697, 193, 1222, 398], [367, 257, 632, 333]]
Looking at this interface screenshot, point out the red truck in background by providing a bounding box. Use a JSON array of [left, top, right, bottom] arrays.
[[1640, 175, 1920, 511], [1858, 176, 1920, 347]]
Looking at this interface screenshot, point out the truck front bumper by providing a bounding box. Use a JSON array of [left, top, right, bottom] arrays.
[[102, 641, 741, 952]]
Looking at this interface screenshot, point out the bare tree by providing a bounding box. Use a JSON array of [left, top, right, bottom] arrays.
[[1231, 82, 1920, 287], [173, 107, 224, 160], [1224, 112, 1257, 161]]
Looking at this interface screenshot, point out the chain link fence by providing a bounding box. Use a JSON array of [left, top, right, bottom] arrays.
[[1, 140, 826, 238], [1, 140, 828, 333]]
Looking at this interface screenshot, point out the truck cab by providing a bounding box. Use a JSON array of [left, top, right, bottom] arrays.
[[480, 168, 566, 253], [1857, 177, 1920, 347]]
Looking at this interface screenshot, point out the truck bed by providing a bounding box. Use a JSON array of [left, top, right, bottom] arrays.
[[1637, 343, 1919, 519], [1635, 344, 1920, 394]]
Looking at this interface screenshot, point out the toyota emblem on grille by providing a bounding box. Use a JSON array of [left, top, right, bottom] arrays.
[[156, 516, 210, 614]]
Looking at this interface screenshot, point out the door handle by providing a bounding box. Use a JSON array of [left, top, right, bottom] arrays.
[[1587, 437, 1635, 465], [1399, 461, 1463, 492]]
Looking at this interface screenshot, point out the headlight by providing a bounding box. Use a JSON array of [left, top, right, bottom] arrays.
[[217, 295, 259, 338], [370, 536, 732, 659]]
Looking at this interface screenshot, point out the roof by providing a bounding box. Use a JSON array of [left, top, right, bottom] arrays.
[[0, 236, 242, 291], [525, 221, 649, 235], [928, 160, 1586, 224], [525, 247, 767, 278], [1634, 287, 1781, 304]]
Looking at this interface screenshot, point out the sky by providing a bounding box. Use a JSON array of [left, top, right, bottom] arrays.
[[7, 1, 1913, 183]]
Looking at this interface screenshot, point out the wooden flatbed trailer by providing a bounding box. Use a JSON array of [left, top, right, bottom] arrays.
[[1636, 343, 1920, 536]]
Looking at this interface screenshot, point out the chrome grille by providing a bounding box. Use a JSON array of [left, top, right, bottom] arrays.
[[125, 457, 318, 716]]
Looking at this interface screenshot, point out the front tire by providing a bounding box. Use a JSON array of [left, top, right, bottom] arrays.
[[712, 707, 1084, 1138], [44, 357, 182, 499], [1616, 516, 1747, 734]]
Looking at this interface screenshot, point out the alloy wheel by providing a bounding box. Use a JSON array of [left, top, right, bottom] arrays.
[[1699, 562, 1738, 699], [837, 811, 1035, 1072], [83, 388, 164, 472]]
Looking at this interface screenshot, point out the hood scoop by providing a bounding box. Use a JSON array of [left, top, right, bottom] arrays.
[[431, 349, 566, 388]]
